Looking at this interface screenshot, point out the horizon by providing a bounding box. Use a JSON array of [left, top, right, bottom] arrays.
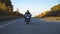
[[11, 0, 60, 17]]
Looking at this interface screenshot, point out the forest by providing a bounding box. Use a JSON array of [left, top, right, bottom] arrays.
[[0, 0, 23, 17], [35, 4, 60, 18]]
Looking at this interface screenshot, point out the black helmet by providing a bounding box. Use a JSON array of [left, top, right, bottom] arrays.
[[27, 10, 29, 13]]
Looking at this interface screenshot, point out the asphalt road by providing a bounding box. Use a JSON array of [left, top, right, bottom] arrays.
[[0, 18, 60, 34]]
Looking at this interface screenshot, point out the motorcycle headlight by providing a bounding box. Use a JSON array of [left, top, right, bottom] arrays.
[[27, 16, 29, 18]]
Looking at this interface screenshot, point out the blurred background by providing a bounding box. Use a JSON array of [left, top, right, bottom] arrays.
[[0, 0, 60, 21]]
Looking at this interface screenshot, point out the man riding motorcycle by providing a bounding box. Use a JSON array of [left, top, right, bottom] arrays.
[[24, 10, 32, 24]]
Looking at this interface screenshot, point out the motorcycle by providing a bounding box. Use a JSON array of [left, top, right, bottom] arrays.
[[25, 15, 30, 24]]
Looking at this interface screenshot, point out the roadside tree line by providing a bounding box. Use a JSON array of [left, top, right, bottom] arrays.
[[35, 4, 60, 18], [0, 0, 24, 17]]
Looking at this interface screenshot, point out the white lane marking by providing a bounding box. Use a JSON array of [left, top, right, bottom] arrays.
[[0, 19, 18, 28]]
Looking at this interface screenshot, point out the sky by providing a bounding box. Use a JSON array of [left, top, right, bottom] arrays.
[[11, 0, 60, 17]]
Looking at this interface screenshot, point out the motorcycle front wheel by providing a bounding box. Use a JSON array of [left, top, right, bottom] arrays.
[[26, 21, 29, 24]]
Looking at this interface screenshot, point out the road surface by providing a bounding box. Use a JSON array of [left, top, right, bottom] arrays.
[[0, 18, 60, 34]]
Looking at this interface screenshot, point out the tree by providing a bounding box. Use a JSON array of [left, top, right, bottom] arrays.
[[44, 4, 60, 17], [7, 6, 14, 15], [1, 2, 7, 11], [51, 4, 60, 11], [0, 0, 13, 16]]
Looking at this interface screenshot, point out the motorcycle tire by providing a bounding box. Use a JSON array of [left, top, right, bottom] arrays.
[[26, 22, 29, 24]]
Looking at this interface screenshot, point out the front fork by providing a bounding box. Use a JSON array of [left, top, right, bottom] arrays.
[[25, 18, 30, 24]]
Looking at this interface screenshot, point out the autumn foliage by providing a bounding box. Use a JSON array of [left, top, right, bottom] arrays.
[[0, 0, 23, 17], [35, 4, 60, 18]]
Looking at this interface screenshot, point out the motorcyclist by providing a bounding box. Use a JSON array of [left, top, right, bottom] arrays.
[[24, 10, 32, 22]]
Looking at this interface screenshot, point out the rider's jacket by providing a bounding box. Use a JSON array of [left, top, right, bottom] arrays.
[[24, 12, 31, 18]]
